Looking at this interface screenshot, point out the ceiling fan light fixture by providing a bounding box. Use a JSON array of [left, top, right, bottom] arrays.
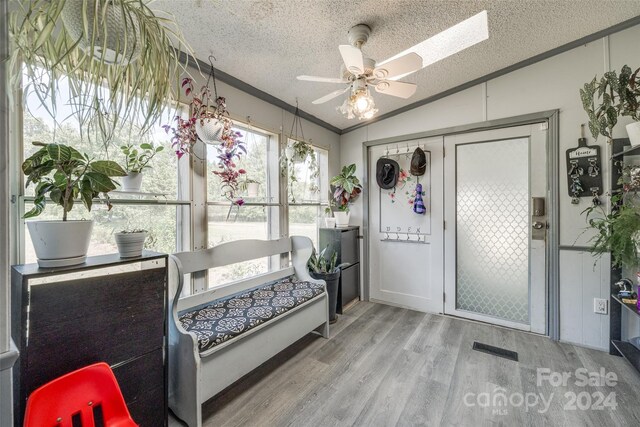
[[338, 85, 378, 121]]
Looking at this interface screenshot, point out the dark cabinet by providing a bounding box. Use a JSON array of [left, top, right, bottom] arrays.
[[319, 226, 360, 313], [11, 252, 168, 427], [609, 138, 640, 375]]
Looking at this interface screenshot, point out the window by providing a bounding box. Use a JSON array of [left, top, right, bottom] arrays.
[[20, 77, 190, 264], [287, 139, 329, 249], [206, 123, 281, 287], [15, 72, 331, 297]]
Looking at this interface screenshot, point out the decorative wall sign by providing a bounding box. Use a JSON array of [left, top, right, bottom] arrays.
[[565, 136, 602, 204]]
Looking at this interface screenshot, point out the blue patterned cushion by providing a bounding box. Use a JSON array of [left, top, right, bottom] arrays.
[[179, 276, 325, 353]]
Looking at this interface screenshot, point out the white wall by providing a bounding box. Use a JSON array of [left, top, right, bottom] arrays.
[[340, 24, 640, 351]]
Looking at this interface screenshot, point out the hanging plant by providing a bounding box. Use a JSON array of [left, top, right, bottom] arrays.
[[163, 58, 246, 204], [8, 0, 191, 141], [280, 103, 320, 202]]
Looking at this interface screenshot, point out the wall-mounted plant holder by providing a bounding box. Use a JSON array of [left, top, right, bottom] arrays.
[[566, 136, 602, 204]]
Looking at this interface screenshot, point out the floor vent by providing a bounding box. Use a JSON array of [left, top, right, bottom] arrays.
[[472, 341, 518, 361]]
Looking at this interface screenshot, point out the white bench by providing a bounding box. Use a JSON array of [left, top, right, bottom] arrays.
[[167, 236, 329, 427]]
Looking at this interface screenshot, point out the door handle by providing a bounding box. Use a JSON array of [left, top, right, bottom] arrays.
[[532, 221, 545, 230]]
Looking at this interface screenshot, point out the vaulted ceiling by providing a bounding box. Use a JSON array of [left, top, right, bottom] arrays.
[[153, 0, 640, 132]]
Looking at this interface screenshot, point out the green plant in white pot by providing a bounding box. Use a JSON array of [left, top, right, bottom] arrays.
[[120, 142, 164, 192], [114, 229, 148, 258], [23, 142, 127, 267], [330, 164, 362, 227], [580, 65, 640, 146]]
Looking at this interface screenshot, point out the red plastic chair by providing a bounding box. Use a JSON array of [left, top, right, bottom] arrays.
[[23, 362, 138, 427]]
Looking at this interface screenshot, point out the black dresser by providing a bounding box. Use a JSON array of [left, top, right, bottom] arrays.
[[319, 226, 360, 313], [11, 251, 168, 426]]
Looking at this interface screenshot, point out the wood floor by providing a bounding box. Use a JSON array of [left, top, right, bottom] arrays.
[[169, 302, 640, 427]]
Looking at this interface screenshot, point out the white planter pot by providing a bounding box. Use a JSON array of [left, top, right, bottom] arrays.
[[247, 182, 260, 198], [285, 147, 305, 163], [196, 117, 224, 144], [27, 220, 93, 267], [61, 0, 141, 65], [627, 122, 640, 147], [334, 211, 350, 227], [122, 172, 143, 192], [324, 217, 336, 228], [114, 232, 148, 258]]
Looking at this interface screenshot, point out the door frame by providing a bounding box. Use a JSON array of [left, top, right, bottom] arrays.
[[361, 110, 560, 340]]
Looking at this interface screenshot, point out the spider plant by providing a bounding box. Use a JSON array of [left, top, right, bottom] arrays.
[[8, 0, 193, 141]]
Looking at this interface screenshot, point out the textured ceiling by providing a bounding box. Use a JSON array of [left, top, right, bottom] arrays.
[[153, 0, 640, 131]]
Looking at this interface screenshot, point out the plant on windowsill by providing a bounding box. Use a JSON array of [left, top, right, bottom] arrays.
[[330, 164, 362, 227], [22, 141, 127, 267], [580, 65, 640, 146], [238, 177, 261, 198], [8, 0, 191, 141], [114, 228, 148, 258], [583, 164, 640, 269], [119, 142, 164, 192], [307, 247, 350, 323]]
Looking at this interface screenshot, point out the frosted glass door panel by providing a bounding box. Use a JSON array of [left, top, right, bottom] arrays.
[[456, 138, 529, 324]]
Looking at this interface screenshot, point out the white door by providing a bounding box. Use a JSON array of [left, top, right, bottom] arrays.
[[444, 124, 547, 333], [368, 137, 443, 313]]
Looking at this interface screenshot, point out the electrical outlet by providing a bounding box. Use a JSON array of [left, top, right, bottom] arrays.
[[594, 298, 608, 315]]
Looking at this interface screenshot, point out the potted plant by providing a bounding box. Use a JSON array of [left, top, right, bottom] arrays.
[[120, 142, 164, 191], [330, 164, 363, 227], [583, 164, 640, 268], [163, 77, 247, 205], [22, 142, 127, 267], [280, 139, 319, 203], [238, 177, 261, 198], [114, 229, 148, 258], [620, 66, 640, 146], [580, 65, 640, 145], [324, 205, 336, 228], [307, 247, 349, 323], [9, 0, 191, 141]]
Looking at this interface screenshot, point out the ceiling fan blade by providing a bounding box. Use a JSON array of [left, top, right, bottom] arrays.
[[374, 80, 417, 99], [312, 87, 350, 104], [297, 75, 348, 84], [338, 45, 364, 75], [372, 52, 422, 80], [378, 10, 489, 79]]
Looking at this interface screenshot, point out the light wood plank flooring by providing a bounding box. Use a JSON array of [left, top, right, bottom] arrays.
[[170, 302, 640, 427]]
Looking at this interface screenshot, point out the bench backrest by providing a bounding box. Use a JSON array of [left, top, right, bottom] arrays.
[[169, 236, 318, 315]]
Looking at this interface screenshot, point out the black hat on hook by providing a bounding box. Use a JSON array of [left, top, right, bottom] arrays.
[[410, 147, 427, 176], [376, 158, 399, 189]]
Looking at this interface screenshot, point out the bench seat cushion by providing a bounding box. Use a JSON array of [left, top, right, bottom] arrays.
[[178, 276, 325, 353]]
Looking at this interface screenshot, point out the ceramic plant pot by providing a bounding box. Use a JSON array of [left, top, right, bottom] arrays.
[[310, 270, 340, 323], [122, 172, 143, 192], [195, 116, 224, 144], [61, 0, 141, 65], [334, 211, 350, 227], [324, 217, 336, 228], [247, 182, 259, 198], [627, 122, 640, 147], [114, 231, 148, 258], [27, 220, 93, 267]]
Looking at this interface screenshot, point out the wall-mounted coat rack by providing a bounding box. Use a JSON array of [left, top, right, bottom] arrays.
[[380, 226, 429, 244]]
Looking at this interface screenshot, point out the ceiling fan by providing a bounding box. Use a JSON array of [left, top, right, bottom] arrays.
[[297, 11, 489, 120]]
